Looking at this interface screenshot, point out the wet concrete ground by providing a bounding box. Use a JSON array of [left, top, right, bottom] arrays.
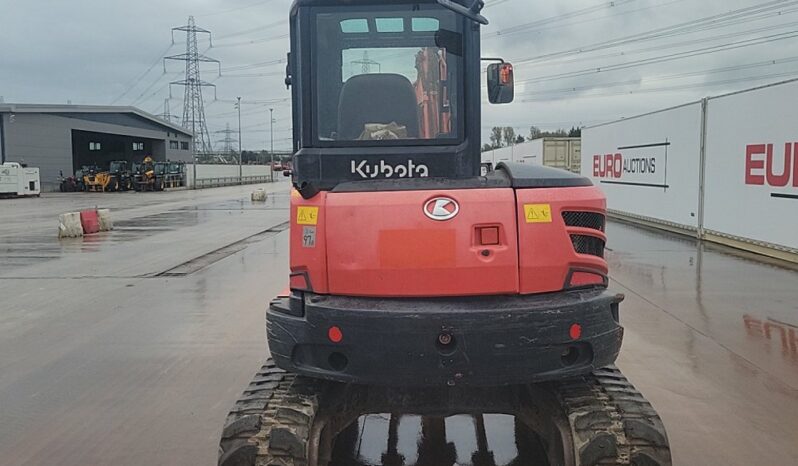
[[0, 186, 796, 465]]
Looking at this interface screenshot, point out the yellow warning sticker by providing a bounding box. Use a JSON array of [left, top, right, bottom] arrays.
[[524, 204, 553, 223], [296, 206, 319, 225]]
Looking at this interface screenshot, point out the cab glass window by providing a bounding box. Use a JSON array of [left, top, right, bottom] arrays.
[[313, 6, 463, 145]]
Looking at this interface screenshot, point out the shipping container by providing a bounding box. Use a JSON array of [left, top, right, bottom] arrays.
[[481, 138, 581, 173]]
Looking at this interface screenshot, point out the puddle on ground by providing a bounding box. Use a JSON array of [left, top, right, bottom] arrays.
[[331, 414, 549, 466], [0, 209, 210, 273]]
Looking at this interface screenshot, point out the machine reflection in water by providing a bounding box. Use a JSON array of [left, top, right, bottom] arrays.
[[331, 413, 549, 466]]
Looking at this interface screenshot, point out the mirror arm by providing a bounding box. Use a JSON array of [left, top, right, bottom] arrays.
[[436, 0, 489, 25], [481, 57, 505, 64]]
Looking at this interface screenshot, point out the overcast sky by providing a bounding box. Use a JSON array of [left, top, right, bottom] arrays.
[[2, 0, 797, 150]]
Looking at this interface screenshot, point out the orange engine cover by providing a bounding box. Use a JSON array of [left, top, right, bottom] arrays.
[[289, 185, 608, 298]]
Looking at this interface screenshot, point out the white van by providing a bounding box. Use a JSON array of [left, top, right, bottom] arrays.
[[0, 162, 41, 197]]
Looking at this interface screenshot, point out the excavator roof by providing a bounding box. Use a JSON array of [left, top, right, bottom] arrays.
[[291, 0, 470, 10]]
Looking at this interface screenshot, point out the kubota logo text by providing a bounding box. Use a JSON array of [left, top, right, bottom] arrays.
[[351, 160, 430, 179]]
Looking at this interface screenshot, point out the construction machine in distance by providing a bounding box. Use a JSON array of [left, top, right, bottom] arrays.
[[80, 161, 133, 192], [167, 161, 187, 187], [133, 157, 167, 192], [219, 1, 671, 465], [107, 160, 133, 191], [81, 166, 105, 192], [133, 158, 185, 191]]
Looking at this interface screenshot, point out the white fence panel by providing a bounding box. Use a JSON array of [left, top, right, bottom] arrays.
[[481, 140, 543, 166], [185, 164, 275, 189], [582, 103, 703, 228], [704, 81, 798, 250]]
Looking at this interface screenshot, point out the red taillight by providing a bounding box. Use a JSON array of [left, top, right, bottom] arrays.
[[570, 323, 582, 340], [328, 326, 343, 343], [569, 271, 606, 288]]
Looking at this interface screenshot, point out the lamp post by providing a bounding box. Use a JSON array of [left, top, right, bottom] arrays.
[[236, 97, 243, 184], [192, 114, 197, 189], [269, 108, 275, 183]]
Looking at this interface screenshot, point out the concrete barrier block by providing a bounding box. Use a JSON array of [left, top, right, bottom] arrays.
[[97, 209, 113, 232], [251, 189, 268, 202], [80, 209, 100, 235], [58, 212, 84, 238]]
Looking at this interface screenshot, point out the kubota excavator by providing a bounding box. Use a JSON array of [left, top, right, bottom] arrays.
[[219, 1, 671, 465]]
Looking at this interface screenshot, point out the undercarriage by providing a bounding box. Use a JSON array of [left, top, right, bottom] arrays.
[[219, 361, 671, 466]]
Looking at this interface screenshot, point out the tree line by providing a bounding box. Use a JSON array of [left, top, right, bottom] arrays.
[[482, 126, 582, 152]]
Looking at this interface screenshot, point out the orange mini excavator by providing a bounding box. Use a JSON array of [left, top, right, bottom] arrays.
[[219, 1, 671, 465]]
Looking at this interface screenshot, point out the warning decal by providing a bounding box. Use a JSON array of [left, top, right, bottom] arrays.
[[296, 206, 319, 225], [524, 204, 553, 223]]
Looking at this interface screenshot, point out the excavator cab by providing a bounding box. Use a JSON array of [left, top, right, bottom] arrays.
[[219, 2, 671, 466], [287, 0, 511, 195]]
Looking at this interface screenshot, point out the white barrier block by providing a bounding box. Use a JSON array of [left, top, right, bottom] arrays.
[[251, 189, 268, 202], [58, 212, 83, 238], [98, 209, 113, 231]]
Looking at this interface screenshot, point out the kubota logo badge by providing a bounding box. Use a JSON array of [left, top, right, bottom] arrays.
[[424, 197, 459, 221]]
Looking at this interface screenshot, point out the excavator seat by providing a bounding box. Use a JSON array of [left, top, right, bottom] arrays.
[[337, 73, 420, 140]]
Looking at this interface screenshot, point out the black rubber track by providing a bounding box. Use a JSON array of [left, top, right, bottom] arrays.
[[553, 365, 672, 466], [219, 362, 671, 466], [218, 361, 322, 466]]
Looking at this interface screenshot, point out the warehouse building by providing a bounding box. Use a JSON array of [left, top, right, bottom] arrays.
[[0, 104, 193, 191]]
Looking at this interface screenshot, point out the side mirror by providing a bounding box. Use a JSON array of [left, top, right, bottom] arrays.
[[487, 62, 514, 104], [283, 170, 292, 177]]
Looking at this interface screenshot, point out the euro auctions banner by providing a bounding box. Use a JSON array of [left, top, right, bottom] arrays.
[[703, 81, 798, 250], [592, 142, 669, 189], [582, 103, 703, 228]]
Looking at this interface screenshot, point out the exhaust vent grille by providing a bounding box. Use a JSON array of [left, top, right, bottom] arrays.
[[571, 235, 605, 258], [562, 211, 605, 232]]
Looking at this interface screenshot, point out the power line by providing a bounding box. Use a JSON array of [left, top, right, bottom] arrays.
[[483, 0, 688, 43], [132, 72, 184, 107], [483, 0, 516, 8], [516, 55, 798, 97], [196, 0, 278, 18], [214, 19, 285, 40], [110, 44, 175, 105], [212, 33, 289, 49], [519, 69, 798, 102], [130, 70, 182, 107], [509, 0, 798, 66], [518, 14, 798, 70], [483, 0, 637, 39], [514, 30, 798, 85], [217, 72, 285, 79], [221, 58, 285, 73], [205, 100, 290, 118]]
